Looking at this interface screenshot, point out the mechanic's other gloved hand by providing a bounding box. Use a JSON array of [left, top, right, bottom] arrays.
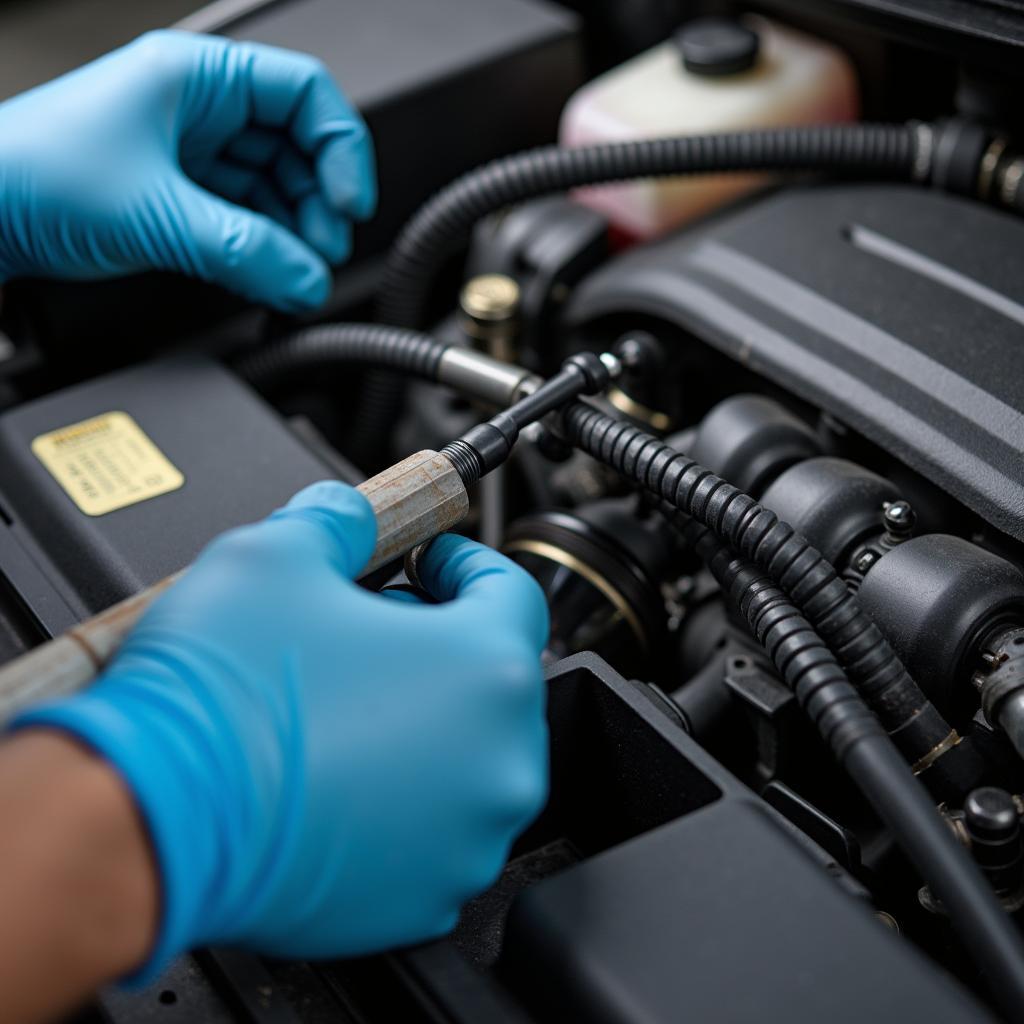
[[12, 482, 548, 980], [0, 31, 375, 312]]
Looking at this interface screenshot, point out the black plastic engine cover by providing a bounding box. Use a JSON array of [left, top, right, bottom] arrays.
[[566, 184, 1024, 541]]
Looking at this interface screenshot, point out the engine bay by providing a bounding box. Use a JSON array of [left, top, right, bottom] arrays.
[[4, 0, 1024, 1021]]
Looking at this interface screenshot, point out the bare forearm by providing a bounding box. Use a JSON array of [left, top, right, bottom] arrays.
[[0, 730, 158, 1023]]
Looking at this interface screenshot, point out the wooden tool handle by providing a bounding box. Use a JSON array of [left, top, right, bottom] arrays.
[[0, 451, 468, 723]]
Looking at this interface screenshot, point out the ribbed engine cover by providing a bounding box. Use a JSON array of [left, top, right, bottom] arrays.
[[567, 184, 1024, 540]]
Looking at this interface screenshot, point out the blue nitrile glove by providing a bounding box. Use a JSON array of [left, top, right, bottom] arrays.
[[12, 482, 549, 979], [0, 30, 375, 312]]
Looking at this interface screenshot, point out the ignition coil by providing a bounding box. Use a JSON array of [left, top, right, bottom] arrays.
[[688, 393, 821, 498]]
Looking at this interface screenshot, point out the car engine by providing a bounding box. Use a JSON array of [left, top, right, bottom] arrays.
[[3, 0, 1024, 1021]]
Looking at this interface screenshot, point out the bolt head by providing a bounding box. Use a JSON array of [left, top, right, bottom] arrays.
[[459, 274, 520, 322], [855, 550, 878, 573], [883, 500, 916, 531]]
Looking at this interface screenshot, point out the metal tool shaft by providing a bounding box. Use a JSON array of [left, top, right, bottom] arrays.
[[0, 450, 468, 724]]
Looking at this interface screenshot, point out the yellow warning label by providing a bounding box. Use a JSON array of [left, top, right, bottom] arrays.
[[31, 411, 184, 516]]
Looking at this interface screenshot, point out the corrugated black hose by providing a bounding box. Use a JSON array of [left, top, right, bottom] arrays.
[[685, 520, 1024, 1022], [559, 399, 983, 796], [686, 517, 881, 760], [352, 122, 931, 469], [378, 123, 925, 329]]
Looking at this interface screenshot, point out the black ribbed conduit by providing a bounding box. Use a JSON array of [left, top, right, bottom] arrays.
[[378, 123, 922, 330], [687, 518, 880, 759], [234, 323, 449, 390], [560, 401, 979, 794], [687, 521, 1024, 1021]]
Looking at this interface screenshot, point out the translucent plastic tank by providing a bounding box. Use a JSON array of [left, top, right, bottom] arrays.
[[559, 16, 859, 240]]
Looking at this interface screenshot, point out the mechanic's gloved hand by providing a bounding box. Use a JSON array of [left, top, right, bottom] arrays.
[[0, 31, 375, 312], [12, 482, 548, 979]]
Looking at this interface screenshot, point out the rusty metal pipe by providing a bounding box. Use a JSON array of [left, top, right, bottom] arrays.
[[0, 450, 468, 725]]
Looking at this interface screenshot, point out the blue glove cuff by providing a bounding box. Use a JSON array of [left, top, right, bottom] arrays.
[[11, 690, 220, 985]]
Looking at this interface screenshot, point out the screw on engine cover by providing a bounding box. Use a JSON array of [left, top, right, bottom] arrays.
[[882, 500, 916, 542]]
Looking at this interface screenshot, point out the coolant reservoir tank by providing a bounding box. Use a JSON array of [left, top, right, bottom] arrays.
[[559, 16, 858, 240]]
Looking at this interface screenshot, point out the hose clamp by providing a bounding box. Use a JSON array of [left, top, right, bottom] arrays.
[[910, 728, 961, 776], [977, 135, 1009, 201]]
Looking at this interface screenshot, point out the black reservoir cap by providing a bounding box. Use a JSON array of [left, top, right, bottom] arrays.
[[675, 17, 760, 76]]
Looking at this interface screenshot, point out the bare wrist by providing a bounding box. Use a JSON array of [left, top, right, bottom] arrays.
[[0, 729, 159, 1020]]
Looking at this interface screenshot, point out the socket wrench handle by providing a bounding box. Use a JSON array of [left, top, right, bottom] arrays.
[[0, 450, 468, 724]]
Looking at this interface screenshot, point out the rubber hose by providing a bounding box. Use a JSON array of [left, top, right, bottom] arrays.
[[357, 123, 925, 469], [560, 401, 975, 791], [690, 521, 1024, 1021], [233, 323, 449, 390], [378, 123, 921, 330], [346, 366, 409, 471]]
